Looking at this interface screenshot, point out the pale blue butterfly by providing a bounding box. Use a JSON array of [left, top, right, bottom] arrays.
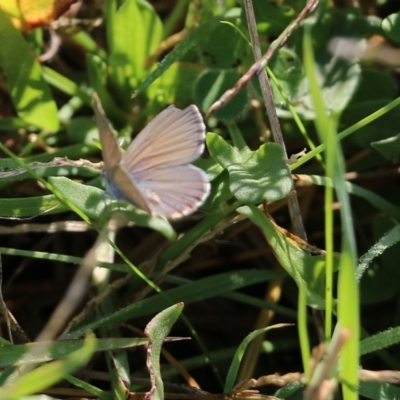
[[93, 94, 210, 219]]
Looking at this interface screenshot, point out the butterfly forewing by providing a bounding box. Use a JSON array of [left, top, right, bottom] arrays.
[[93, 94, 151, 214], [108, 165, 151, 214], [119, 105, 210, 218], [93, 93, 122, 169], [121, 105, 206, 176]]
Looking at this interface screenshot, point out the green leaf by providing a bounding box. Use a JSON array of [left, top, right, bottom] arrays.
[[272, 9, 367, 120], [0, 10, 59, 131], [106, 0, 163, 100], [198, 14, 248, 69], [86, 54, 128, 125], [201, 171, 232, 214], [269, 48, 304, 104], [48, 176, 106, 218], [350, 70, 397, 104], [0, 337, 148, 369], [382, 14, 400, 43], [146, 63, 202, 106], [360, 326, 400, 357], [207, 133, 293, 204], [0, 334, 98, 399], [224, 324, 291, 393], [67, 117, 99, 145], [358, 216, 400, 304], [371, 133, 400, 164], [359, 381, 400, 400], [134, 19, 219, 96], [48, 177, 177, 241], [282, 53, 360, 119], [0, 195, 63, 217], [145, 304, 184, 400], [250, 0, 295, 36], [237, 205, 339, 309]]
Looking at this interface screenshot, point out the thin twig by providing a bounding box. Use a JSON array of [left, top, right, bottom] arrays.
[[242, 0, 308, 241], [244, 0, 311, 234]]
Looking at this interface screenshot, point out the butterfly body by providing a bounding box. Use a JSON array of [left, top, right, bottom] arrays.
[[93, 94, 210, 219]]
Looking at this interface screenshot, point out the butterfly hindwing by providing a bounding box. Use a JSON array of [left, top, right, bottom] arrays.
[[135, 165, 210, 219]]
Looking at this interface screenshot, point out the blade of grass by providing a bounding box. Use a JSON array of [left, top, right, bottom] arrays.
[[304, 25, 359, 399]]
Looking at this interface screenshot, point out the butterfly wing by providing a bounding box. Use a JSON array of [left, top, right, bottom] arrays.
[[107, 165, 152, 214], [136, 165, 210, 219], [120, 105, 210, 219], [122, 105, 206, 173], [93, 93, 151, 214], [93, 93, 122, 169]]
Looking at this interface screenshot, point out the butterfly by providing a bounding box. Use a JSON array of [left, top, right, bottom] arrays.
[[93, 93, 210, 220]]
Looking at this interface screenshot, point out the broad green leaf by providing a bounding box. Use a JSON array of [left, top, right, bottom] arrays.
[[350, 70, 397, 104], [106, 0, 163, 101], [48, 177, 177, 241], [382, 13, 400, 43], [201, 171, 232, 214], [250, 0, 295, 36], [276, 52, 360, 119], [48, 176, 105, 218], [0, 9, 59, 131], [371, 133, 400, 164], [195, 157, 224, 182], [237, 205, 339, 309], [145, 304, 184, 400], [268, 48, 304, 103], [67, 117, 99, 145], [360, 326, 400, 356], [272, 8, 371, 120], [207, 133, 293, 204]]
